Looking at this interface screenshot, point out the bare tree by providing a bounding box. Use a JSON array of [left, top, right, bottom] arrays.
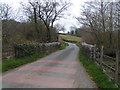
[[76, 1, 119, 47], [54, 23, 65, 32], [0, 3, 12, 20], [22, 0, 71, 42], [76, 1, 104, 44]]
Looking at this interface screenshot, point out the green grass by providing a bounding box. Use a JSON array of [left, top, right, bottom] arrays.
[[79, 47, 119, 88], [2, 53, 46, 72], [59, 34, 81, 42], [59, 42, 69, 50], [0, 62, 2, 73]]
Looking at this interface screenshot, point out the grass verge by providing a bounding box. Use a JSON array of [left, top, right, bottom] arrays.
[[59, 42, 69, 50], [79, 46, 119, 88], [2, 53, 46, 72]]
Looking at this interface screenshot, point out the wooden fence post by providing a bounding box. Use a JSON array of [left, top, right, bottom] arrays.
[[90, 47, 93, 60], [93, 44, 96, 61], [100, 46, 104, 67], [115, 50, 119, 83]]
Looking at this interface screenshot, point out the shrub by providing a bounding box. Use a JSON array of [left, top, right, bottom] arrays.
[[14, 42, 61, 58]]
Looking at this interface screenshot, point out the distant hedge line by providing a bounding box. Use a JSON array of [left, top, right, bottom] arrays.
[[14, 42, 61, 58]]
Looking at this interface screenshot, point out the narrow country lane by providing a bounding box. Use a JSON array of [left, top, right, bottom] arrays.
[[2, 43, 97, 88]]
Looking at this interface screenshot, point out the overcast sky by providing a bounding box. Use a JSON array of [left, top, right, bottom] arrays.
[[0, 0, 88, 33]]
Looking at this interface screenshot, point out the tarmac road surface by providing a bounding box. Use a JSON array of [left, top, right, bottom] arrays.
[[2, 43, 97, 88]]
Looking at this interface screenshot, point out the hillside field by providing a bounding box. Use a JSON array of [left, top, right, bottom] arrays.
[[59, 34, 82, 42]]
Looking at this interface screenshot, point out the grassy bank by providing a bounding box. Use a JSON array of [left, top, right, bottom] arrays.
[[59, 34, 82, 42], [79, 46, 119, 88], [2, 42, 69, 72], [59, 42, 69, 50]]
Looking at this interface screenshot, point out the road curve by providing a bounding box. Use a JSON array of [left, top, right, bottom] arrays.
[[2, 43, 97, 88]]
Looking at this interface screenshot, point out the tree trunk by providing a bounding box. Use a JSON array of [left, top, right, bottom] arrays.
[[101, 1, 106, 32], [46, 26, 51, 42], [100, 46, 104, 66]]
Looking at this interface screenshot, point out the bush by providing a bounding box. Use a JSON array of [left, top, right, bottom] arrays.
[[14, 42, 61, 58]]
